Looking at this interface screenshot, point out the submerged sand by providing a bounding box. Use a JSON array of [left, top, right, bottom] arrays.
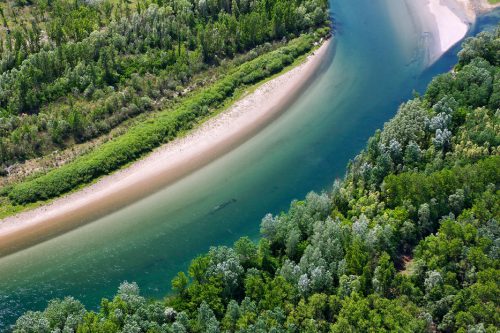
[[0, 40, 331, 256]]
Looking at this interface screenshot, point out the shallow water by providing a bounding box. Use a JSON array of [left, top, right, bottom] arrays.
[[0, 1, 498, 329]]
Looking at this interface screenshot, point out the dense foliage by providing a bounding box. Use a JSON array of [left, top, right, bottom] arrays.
[[0, 0, 329, 168], [11, 19, 500, 333]]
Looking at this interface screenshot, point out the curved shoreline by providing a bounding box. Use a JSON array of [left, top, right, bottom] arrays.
[[425, 0, 499, 62], [0, 40, 332, 257], [398, 0, 474, 66]]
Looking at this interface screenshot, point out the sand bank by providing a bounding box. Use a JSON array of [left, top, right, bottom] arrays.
[[0, 39, 331, 257], [426, 0, 499, 62], [428, 0, 469, 54], [400, 0, 471, 65], [398, 0, 498, 66]]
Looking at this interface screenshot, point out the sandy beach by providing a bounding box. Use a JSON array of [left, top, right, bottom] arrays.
[[428, 0, 469, 54], [0, 39, 331, 256], [400, 0, 471, 65], [426, 0, 499, 63], [397, 0, 498, 66]]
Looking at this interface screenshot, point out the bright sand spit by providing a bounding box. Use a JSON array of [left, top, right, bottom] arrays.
[[398, 0, 498, 66], [425, 0, 499, 63], [427, 0, 469, 54], [0, 40, 331, 256]]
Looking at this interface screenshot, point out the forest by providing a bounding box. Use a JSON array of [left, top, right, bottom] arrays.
[[10, 25, 500, 333], [0, 0, 329, 213]]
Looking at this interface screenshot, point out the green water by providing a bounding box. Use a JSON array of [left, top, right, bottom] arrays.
[[0, 0, 498, 329]]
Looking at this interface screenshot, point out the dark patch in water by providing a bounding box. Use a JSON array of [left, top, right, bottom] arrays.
[[210, 198, 237, 214]]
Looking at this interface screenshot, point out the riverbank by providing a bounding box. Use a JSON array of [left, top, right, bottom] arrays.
[[0, 39, 331, 256], [429, 0, 500, 55], [428, 0, 469, 56]]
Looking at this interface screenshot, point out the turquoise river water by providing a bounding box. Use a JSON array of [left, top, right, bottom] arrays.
[[0, 0, 498, 329]]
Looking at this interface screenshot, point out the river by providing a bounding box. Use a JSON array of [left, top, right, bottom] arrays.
[[0, 0, 498, 329]]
